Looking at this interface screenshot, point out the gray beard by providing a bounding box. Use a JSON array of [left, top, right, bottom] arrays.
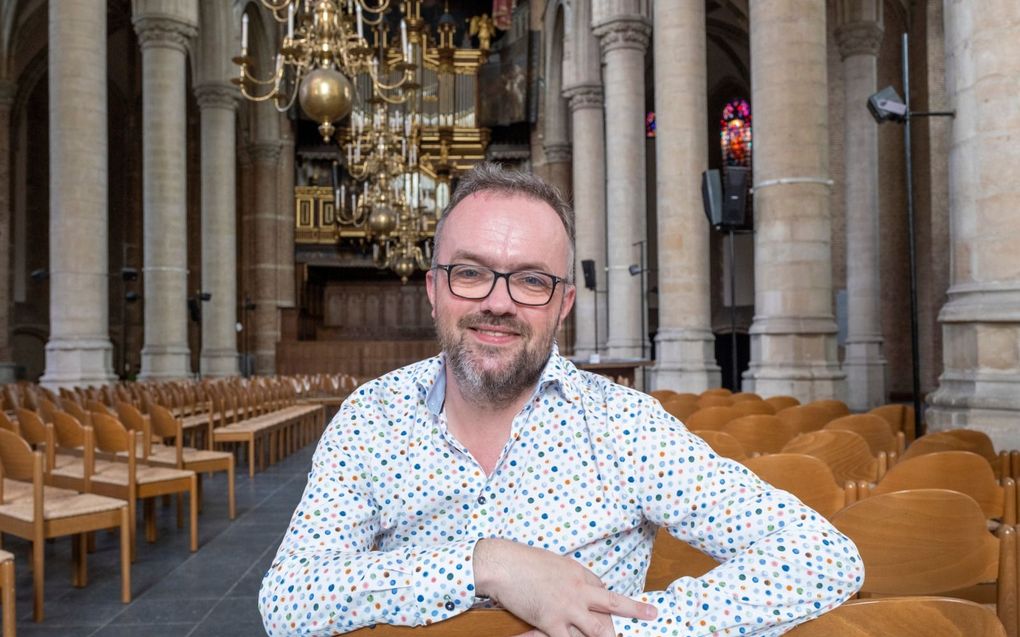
[[438, 312, 555, 409]]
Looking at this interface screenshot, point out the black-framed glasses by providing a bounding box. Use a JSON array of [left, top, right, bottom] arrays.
[[433, 263, 567, 307]]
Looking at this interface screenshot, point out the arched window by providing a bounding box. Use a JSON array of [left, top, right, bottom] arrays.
[[720, 99, 752, 168]]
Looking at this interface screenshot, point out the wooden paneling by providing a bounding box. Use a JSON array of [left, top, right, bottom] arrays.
[[276, 339, 439, 379]]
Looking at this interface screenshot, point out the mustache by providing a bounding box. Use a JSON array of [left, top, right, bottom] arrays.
[[457, 312, 532, 337]]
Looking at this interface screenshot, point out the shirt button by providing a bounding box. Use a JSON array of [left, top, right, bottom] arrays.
[[445, 601, 456, 611], [477, 495, 487, 505]]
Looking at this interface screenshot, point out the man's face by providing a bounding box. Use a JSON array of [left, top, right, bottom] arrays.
[[426, 191, 575, 407]]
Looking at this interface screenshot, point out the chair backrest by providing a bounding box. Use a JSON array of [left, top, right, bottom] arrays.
[[649, 389, 678, 403], [731, 400, 775, 417], [901, 429, 1001, 468], [116, 401, 146, 432], [37, 397, 59, 424], [0, 427, 36, 483], [729, 391, 762, 403], [86, 400, 113, 417], [1, 385, 19, 411], [781, 429, 885, 484], [61, 397, 90, 425], [52, 411, 87, 449], [644, 527, 719, 591], [14, 408, 49, 447], [870, 451, 1016, 524], [786, 597, 1007, 637], [685, 406, 742, 432], [0, 411, 17, 435], [777, 404, 835, 435], [870, 403, 917, 443], [693, 430, 748, 462], [148, 404, 180, 440], [723, 414, 796, 455], [830, 489, 1017, 637], [661, 397, 698, 422], [808, 398, 851, 421], [744, 453, 852, 518], [700, 387, 732, 398], [824, 414, 903, 458], [90, 412, 132, 454], [764, 395, 800, 412], [695, 394, 733, 409]]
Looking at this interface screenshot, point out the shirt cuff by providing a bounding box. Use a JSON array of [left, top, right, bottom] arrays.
[[411, 538, 482, 625]]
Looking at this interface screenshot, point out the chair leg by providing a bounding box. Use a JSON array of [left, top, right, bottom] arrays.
[[248, 439, 255, 479], [72, 533, 88, 588], [144, 498, 157, 543], [228, 457, 236, 520], [32, 538, 44, 622], [1, 558, 15, 637], [120, 507, 132, 604], [189, 475, 199, 552]]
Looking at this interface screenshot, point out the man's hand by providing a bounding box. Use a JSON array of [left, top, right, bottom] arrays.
[[473, 539, 657, 637]]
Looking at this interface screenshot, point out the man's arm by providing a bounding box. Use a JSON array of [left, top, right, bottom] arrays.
[[613, 411, 864, 636], [257, 405, 482, 636]]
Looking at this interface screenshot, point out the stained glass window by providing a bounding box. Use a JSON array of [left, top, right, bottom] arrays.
[[720, 99, 752, 167]]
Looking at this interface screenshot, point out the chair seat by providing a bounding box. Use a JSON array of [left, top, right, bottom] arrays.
[[0, 489, 125, 523], [147, 445, 231, 465], [3, 478, 79, 502], [91, 461, 194, 487]]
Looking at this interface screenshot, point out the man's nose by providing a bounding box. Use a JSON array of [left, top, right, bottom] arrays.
[[478, 275, 517, 315]]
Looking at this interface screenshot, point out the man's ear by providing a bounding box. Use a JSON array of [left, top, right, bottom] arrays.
[[425, 268, 437, 319], [557, 283, 576, 329]]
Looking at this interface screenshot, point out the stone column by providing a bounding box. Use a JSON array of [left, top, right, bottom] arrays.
[[543, 143, 572, 203], [593, 10, 650, 359], [195, 82, 240, 377], [250, 142, 281, 375], [928, 0, 1020, 448], [744, 0, 845, 401], [277, 115, 296, 309], [836, 3, 886, 411], [134, 4, 197, 380], [649, 0, 720, 392], [0, 80, 16, 382], [564, 85, 607, 360], [41, 0, 116, 388]]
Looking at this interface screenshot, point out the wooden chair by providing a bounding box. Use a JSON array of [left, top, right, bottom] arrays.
[[0, 428, 130, 621], [643, 527, 719, 590], [695, 394, 733, 409], [781, 429, 887, 485], [869, 451, 1017, 525], [901, 429, 1014, 480], [764, 394, 800, 412], [830, 489, 1018, 637], [729, 391, 762, 403], [149, 404, 236, 519], [824, 414, 905, 462], [776, 404, 833, 435], [807, 398, 851, 421], [661, 397, 698, 422], [648, 389, 678, 403], [86, 413, 199, 555], [693, 430, 748, 462], [685, 406, 742, 432], [0, 414, 16, 436], [700, 388, 732, 398], [0, 549, 13, 637], [723, 414, 797, 455], [787, 597, 1007, 637], [869, 403, 918, 444], [731, 400, 775, 417], [744, 453, 858, 518]]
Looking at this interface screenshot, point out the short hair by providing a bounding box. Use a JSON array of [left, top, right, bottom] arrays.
[[431, 163, 575, 282]]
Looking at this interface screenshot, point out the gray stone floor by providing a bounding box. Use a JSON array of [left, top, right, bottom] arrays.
[[7, 442, 315, 636]]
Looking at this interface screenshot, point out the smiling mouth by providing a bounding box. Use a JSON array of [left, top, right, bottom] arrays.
[[469, 327, 520, 338]]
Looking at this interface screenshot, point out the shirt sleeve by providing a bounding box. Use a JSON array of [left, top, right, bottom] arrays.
[[612, 408, 864, 636], [258, 397, 482, 636]]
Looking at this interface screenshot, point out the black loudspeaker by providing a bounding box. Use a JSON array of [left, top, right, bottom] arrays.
[[722, 166, 750, 227], [701, 169, 723, 227], [581, 259, 596, 291]]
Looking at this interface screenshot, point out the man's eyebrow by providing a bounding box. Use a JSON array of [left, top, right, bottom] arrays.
[[448, 250, 556, 273]]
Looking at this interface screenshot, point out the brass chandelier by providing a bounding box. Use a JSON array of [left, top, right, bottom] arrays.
[[234, 0, 420, 141]]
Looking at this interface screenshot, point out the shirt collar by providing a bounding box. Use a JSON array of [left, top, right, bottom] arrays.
[[415, 343, 582, 417]]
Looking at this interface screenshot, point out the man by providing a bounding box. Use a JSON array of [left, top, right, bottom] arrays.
[[259, 164, 863, 636]]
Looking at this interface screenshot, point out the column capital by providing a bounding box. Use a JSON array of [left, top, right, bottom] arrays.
[[593, 16, 651, 55], [132, 15, 197, 53], [249, 141, 282, 165], [543, 142, 572, 164], [834, 20, 883, 59], [563, 83, 604, 112], [195, 82, 240, 111]]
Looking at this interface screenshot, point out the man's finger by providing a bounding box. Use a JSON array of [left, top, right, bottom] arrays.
[[589, 589, 658, 621]]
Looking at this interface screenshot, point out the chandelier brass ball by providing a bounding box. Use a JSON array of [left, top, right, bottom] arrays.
[[298, 68, 353, 141], [367, 208, 397, 237], [393, 257, 416, 281]]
